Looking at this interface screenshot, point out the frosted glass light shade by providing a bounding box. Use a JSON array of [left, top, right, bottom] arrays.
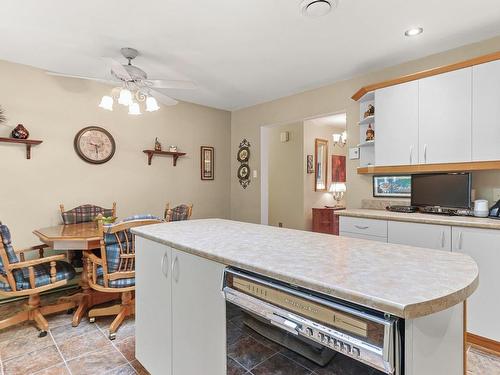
[[333, 134, 341, 143], [118, 89, 133, 106], [128, 102, 141, 115], [146, 96, 160, 112], [98, 96, 113, 111], [329, 182, 346, 193]]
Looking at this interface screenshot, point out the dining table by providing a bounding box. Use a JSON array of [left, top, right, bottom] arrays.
[[33, 222, 120, 327]]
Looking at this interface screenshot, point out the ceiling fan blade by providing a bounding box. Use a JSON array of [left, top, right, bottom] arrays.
[[46, 71, 117, 85], [145, 79, 197, 90], [150, 89, 179, 106], [103, 57, 132, 81]]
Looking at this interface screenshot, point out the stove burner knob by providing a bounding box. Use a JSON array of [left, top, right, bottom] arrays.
[[306, 328, 313, 336], [344, 343, 351, 353], [352, 347, 360, 357], [318, 332, 324, 341]]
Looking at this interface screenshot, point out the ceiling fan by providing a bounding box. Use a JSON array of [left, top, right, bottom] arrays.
[[47, 47, 197, 114]]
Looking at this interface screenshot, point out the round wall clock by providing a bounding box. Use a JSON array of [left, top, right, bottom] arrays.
[[74, 126, 116, 164], [237, 147, 250, 163]]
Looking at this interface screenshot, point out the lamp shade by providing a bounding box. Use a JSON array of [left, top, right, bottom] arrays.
[[146, 96, 160, 112], [128, 102, 141, 115], [98, 96, 113, 111], [332, 133, 341, 143], [329, 182, 346, 193], [118, 89, 133, 106]]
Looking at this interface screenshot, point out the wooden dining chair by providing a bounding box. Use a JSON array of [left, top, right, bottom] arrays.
[[0, 222, 76, 336], [164, 202, 193, 222], [59, 202, 117, 266], [86, 214, 162, 339]]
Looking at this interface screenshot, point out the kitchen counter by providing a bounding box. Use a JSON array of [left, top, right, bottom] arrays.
[[337, 208, 500, 229], [132, 218, 478, 319]]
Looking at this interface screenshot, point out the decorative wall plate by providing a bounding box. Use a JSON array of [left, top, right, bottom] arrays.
[[237, 139, 251, 189], [74, 126, 116, 164], [237, 147, 250, 163]]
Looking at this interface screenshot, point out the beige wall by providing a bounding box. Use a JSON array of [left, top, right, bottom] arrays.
[[267, 122, 304, 229], [0, 59, 231, 247], [231, 35, 500, 224], [303, 122, 346, 231]]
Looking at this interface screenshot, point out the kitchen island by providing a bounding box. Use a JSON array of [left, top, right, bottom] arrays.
[[131, 219, 478, 375]]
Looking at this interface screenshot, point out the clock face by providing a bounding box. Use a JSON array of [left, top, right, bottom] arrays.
[[74, 126, 116, 164]]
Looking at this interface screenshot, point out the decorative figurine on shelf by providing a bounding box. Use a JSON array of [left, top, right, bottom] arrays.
[[154, 137, 162, 151], [364, 104, 375, 118], [11, 124, 29, 139], [169, 145, 178, 152], [365, 123, 375, 141]]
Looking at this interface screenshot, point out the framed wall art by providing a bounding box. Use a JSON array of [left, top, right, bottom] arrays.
[[331, 155, 346, 182], [200, 146, 214, 180], [306, 155, 314, 174], [373, 175, 411, 198], [237, 139, 251, 189]]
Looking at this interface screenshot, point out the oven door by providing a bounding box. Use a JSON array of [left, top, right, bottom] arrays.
[[223, 268, 402, 375]]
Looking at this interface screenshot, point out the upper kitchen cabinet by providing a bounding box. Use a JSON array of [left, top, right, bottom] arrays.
[[472, 60, 500, 161], [418, 68, 472, 164], [375, 81, 419, 166]]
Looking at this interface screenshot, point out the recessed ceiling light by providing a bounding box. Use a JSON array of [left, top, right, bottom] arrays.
[[300, 0, 337, 18], [405, 27, 424, 37]]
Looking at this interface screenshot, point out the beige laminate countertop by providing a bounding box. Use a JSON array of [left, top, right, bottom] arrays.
[[132, 219, 478, 319], [337, 208, 500, 229]]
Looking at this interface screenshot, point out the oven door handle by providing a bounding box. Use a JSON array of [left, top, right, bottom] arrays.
[[268, 314, 300, 335]]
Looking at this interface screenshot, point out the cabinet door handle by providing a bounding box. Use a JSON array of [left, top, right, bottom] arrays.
[[441, 231, 445, 248], [354, 225, 369, 230], [423, 144, 427, 163], [161, 251, 169, 278], [409, 145, 413, 164], [458, 232, 463, 250], [172, 256, 180, 282]]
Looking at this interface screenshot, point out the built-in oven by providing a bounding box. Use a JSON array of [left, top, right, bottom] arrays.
[[223, 267, 403, 374]]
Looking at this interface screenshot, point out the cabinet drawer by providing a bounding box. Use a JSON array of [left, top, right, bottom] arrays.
[[339, 217, 388, 238], [340, 231, 387, 242]]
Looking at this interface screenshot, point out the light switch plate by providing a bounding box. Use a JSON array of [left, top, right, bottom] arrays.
[[349, 147, 360, 160]]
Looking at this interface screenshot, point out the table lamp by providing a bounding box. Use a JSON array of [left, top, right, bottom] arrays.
[[329, 182, 346, 207]]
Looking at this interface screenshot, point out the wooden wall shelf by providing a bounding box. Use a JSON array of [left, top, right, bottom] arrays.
[[0, 137, 43, 159], [143, 150, 186, 167], [357, 161, 500, 175], [352, 51, 500, 101]]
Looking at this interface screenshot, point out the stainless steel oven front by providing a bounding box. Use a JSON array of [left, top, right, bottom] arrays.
[[222, 268, 403, 375]]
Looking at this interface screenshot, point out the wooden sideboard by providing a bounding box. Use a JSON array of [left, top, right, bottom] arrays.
[[312, 207, 344, 235]]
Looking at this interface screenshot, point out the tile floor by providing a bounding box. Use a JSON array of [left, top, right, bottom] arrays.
[[0, 291, 499, 374]]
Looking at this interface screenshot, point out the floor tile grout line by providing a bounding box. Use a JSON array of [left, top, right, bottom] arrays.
[[249, 351, 280, 371], [49, 330, 73, 375], [95, 320, 139, 374]]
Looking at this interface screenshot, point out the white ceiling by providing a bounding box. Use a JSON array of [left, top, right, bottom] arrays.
[[1, 0, 500, 110], [306, 113, 347, 129]]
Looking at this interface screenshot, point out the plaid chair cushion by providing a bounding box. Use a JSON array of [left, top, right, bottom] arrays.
[[0, 224, 23, 284], [166, 205, 191, 222], [96, 274, 135, 288], [103, 215, 162, 274], [62, 204, 114, 224], [0, 261, 75, 292]]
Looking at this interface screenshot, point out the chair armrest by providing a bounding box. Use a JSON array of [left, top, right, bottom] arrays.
[[15, 244, 50, 260], [7, 254, 66, 270], [86, 253, 103, 265]]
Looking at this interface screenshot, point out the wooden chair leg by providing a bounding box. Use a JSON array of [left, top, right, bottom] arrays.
[[0, 310, 30, 330], [88, 304, 122, 319], [32, 309, 49, 333], [109, 308, 127, 339]]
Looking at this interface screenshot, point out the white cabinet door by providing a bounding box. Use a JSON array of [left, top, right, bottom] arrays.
[[171, 249, 226, 375], [472, 60, 500, 161], [135, 238, 172, 375], [419, 68, 472, 164], [388, 221, 451, 251], [375, 81, 419, 166], [452, 227, 500, 342]]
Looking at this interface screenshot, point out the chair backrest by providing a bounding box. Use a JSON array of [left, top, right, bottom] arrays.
[[0, 222, 23, 289], [60, 203, 116, 225], [98, 214, 162, 276], [164, 203, 193, 222]]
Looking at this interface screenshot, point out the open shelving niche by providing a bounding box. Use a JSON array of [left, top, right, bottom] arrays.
[[358, 93, 375, 168]]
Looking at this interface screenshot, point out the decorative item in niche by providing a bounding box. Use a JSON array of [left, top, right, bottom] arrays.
[[332, 155, 346, 182], [154, 137, 162, 151], [373, 175, 411, 198], [74, 126, 116, 164], [11, 124, 29, 139], [306, 155, 314, 174], [365, 123, 375, 141], [237, 139, 251, 189], [200, 146, 214, 180], [169, 145, 178, 152], [364, 104, 375, 118]]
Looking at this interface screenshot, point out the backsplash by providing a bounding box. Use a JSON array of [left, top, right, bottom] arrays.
[[361, 198, 410, 210]]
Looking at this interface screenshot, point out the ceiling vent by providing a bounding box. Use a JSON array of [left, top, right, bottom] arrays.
[[300, 0, 337, 17]]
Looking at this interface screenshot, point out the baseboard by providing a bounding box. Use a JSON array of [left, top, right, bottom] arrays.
[[467, 332, 500, 354]]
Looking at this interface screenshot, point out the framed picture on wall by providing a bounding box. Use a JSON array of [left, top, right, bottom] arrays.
[[306, 155, 314, 174], [200, 146, 214, 180], [331, 155, 346, 182], [373, 175, 411, 198]]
